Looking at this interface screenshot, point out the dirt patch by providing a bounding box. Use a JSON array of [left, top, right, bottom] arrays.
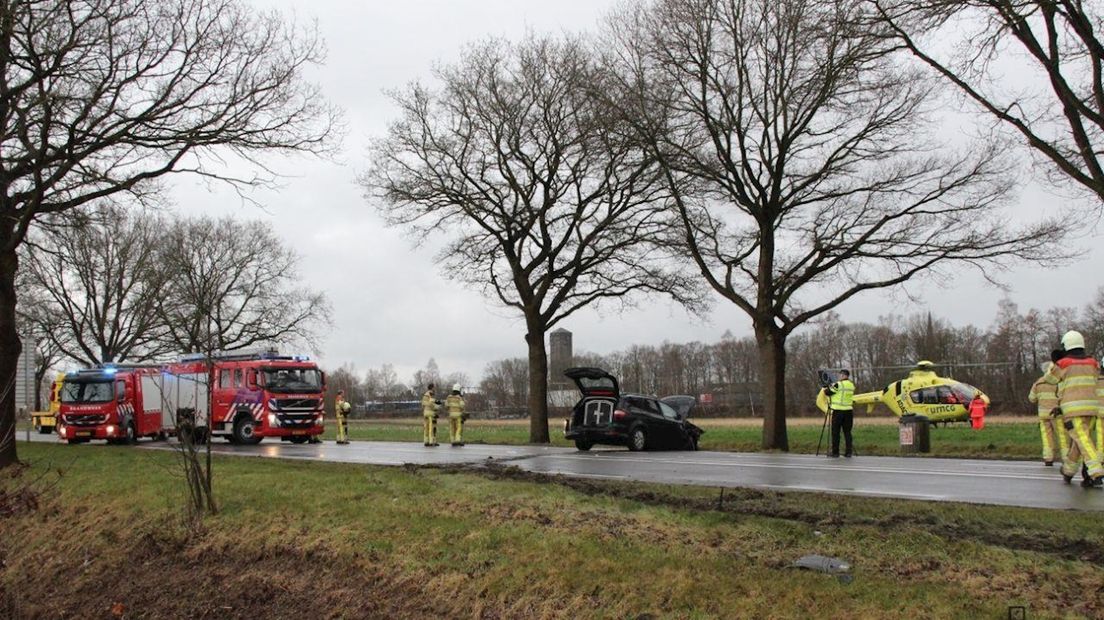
[[1, 523, 503, 620], [0, 462, 41, 520], [451, 463, 1104, 567]]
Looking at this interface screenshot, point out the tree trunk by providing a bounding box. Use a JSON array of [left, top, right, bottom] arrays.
[[525, 321, 550, 443], [0, 224, 21, 468], [755, 321, 789, 451]]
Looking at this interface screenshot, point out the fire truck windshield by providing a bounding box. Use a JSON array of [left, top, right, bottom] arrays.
[[60, 380, 115, 403], [261, 367, 322, 393]]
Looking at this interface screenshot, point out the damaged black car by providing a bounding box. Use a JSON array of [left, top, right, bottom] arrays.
[[562, 367, 704, 452]]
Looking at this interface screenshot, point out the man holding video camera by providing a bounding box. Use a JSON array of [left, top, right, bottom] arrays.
[[824, 370, 856, 458]]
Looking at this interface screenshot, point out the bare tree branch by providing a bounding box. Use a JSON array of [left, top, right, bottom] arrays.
[[605, 0, 1065, 450], [362, 34, 702, 443]]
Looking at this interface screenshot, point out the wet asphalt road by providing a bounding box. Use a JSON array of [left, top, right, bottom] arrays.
[[21, 434, 1104, 511]]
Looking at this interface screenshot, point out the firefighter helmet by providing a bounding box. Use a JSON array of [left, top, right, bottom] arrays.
[[1061, 330, 1085, 351]]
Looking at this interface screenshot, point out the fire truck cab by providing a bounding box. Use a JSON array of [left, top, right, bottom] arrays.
[[165, 350, 325, 445], [56, 366, 169, 444]]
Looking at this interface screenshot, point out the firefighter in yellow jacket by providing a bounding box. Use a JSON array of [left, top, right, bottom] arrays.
[[1028, 362, 1065, 466], [422, 384, 441, 447], [446, 384, 466, 447], [1096, 372, 1104, 455], [1049, 331, 1104, 487], [335, 390, 352, 445]]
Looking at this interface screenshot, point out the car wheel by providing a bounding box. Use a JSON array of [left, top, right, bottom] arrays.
[[628, 427, 647, 452], [40, 425, 54, 435], [686, 435, 699, 451], [574, 439, 593, 451], [232, 415, 262, 445]]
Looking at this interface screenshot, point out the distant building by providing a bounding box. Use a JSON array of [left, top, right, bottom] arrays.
[[548, 328, 574, 407], [14, 332, 38, 413], [549, 328, 573, 384]]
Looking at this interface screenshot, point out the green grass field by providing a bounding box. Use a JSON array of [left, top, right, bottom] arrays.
[[323, 417, 1047, 460], [1, 442, 1100, 618]]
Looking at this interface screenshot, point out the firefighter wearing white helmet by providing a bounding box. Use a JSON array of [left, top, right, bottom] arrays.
[[445, 384, 467, 447], [1048, 330, 1104, 487], [1028, 361, 1065, 465]]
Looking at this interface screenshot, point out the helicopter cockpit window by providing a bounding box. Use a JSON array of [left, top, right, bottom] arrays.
[[910, 388, 940, 404], [936, 386, 960, 404], [949, 382, 980, 403]]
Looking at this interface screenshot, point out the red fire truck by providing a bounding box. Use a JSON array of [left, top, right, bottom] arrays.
[[56, 350, 326, 445], [163, 350, 326, 445], [56, 365, 170, 444]]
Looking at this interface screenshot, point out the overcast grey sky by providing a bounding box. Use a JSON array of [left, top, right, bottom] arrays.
[[165, 0, 1101, 384]]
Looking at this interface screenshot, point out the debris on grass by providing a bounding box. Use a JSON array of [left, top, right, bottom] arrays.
[[794, 554, 853, 584]]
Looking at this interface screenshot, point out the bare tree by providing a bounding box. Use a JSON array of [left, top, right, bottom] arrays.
[[364, 35, 698, 442], [871, 0, 1104, 204], [607, 0, 1062, 449], [20, 207, 171, 365], [479, 357, 529, 415], [0, 0, 340, 467], [364, 363, 402, 400], [156, 216, 331, 354]]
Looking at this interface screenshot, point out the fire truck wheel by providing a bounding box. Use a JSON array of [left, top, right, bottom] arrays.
[[39, 425, 54, 435], [289, 436, 309, 444], [232, 415, 262, 445], [124, 422, 138, 445]]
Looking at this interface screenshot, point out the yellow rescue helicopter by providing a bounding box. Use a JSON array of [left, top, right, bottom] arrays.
[[816, 361, 990, 424]]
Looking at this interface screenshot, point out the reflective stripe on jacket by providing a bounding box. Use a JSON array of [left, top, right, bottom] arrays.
[[421, 391, 438, 416], [1027, 376, 1058, 417], [1054, 357, 1101, 418], [445, 394, 465, 416], [829, 379, 855, 410]]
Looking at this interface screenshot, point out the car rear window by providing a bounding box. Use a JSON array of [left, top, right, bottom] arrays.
[[578, 376, 616, 393]]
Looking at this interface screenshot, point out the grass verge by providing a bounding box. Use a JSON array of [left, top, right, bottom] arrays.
[[2, 443, 1101, 618]]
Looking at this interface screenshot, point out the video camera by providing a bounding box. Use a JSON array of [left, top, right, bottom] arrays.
[[817, 369, 844, 389]]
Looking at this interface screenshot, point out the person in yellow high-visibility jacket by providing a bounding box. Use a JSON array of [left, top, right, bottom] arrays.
[[446, 384, 466, 446], [335, 390, 352, 445], [1048, 331, 1104, 487], [1028, 363, 1065, 466], [421, 384, 441, 447], [824, 369, 856, 458]]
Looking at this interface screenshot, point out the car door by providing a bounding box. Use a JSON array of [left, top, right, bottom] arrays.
[[630, 397, 668, 448], [652, 399, 687, 449], [213, 366, 235, 426], [623, 397, 654, 436]]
